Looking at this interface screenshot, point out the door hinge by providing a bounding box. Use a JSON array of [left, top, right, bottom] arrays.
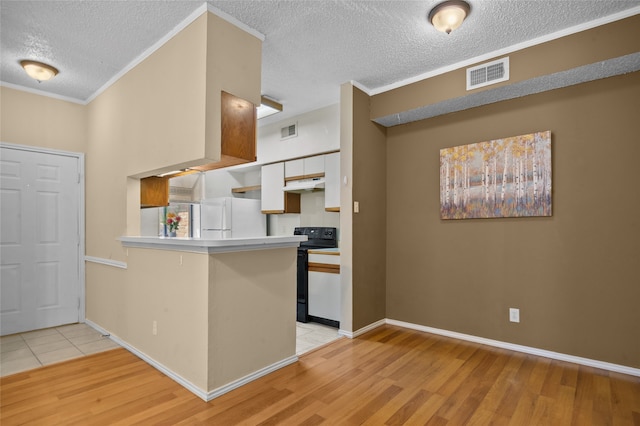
[[77, 173, 81, 184]]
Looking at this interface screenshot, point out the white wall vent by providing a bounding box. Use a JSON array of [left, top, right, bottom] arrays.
[[466, 57, 509, 91], [280, 122, 298, 140]]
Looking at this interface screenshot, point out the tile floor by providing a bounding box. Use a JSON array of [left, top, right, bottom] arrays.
[[0, 321, 341, 378], [296, 321, 342, 355], [0, 323, 120, 377]]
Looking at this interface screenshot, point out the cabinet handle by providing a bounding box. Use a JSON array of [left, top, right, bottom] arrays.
[[308, 263, 340, 274]]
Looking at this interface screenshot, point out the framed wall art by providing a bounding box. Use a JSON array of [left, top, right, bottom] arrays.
[[440, 130, 552, 219]]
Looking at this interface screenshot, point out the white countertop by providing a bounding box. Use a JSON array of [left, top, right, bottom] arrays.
[[119, 235, 307, 254]]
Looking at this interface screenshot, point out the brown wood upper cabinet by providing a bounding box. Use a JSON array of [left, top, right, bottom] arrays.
[[141, 91, 257, 207], [190, 91, 257, 172], [140, 176, 169, 208]]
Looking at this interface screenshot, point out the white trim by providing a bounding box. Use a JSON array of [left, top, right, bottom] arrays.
[[86, 3, 265, 105], [0, 142, 86, 325], [0, 81, 85, 105], [0, 141, 83, 158], [85, 256, 127, 269], [86, 4, 209, 104], [77, 154, 86, 323], [85, 319, 298, 402], [339, 318, 386, 339], [365, 5, 640, 96], [1, 2, 266, 106], [205, 355, 298, 401], [386, 319, 640, 378], [349, 80, 372, 96], [206, 4, 266, 41]]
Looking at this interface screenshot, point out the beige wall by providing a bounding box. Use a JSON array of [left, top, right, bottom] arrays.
[[88, 246, 297, 395], [350, 86, 388, 331], [339, 83, 355, 332], [84, 11, 261, 261], [0, 87, 86, 153], [385, 72, 640, 368], [204, 12, 262, 162], [84, 14, 208, 260], [207, 248, 296, 389], [111, 249, 210, 390]]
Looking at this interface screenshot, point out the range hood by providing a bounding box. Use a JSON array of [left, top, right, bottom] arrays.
[[283, 177, 325, 193]]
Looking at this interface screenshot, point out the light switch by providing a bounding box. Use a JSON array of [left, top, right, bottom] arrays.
[[354, 201, 359, 213]]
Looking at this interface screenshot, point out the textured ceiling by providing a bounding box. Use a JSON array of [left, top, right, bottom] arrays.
[[1, 1, 639, 126]]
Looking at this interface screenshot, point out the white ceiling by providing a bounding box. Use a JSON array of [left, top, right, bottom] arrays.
[[2, 1, 639, 126]]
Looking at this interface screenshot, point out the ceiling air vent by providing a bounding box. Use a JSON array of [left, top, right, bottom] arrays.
[[280, 122, 298, 140], [466, 57, 509, 91]]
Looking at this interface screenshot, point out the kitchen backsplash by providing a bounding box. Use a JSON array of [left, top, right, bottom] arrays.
[[268, 191, 339, 239]]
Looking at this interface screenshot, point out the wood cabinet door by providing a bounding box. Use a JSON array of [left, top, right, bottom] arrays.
[[141, 176, 169, 207]]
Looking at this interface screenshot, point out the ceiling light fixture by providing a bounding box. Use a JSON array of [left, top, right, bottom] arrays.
[[428, 0, 470, 34], [20, 60, 59, 82], [257, 96, 283, 119]]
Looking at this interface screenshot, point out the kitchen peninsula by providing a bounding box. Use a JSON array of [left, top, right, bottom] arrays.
[[117, 235, 306, 401]]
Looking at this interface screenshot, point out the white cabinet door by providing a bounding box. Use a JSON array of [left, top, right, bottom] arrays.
[[308, 252, 340, 322], [304, 155, 325, 175], [284, 159, 304, 178], [285, 156, 324, 178], [261, 163, 285, 213], [324, 152, 340, 211]]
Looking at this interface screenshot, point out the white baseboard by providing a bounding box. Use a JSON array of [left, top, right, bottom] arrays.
[[339, 318, 386, 339], [205, 355, 298, 401], [85, 319, 298, 401], [340, 319, 386, 339], [85, 320, 208, 399], [386, 319, 640, 378]]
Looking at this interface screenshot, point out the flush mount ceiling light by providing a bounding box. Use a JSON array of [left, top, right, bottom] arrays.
[[257, 96, 283, 119], [428, 0, 471, 34], [20, 60, 59, 82]]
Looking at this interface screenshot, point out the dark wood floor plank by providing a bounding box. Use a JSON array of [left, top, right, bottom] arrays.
[[2, 325, 639, 425]]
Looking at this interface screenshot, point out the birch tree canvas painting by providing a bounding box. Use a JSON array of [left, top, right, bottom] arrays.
[[440, 131, 552, 219]]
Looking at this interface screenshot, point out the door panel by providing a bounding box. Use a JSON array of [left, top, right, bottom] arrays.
[[1, 147, 80, 335]]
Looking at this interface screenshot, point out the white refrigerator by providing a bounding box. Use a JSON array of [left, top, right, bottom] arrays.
[[195, 197, 266, 239]]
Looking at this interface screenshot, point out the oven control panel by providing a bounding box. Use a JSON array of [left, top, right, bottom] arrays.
[[295, 227, 337, 247]]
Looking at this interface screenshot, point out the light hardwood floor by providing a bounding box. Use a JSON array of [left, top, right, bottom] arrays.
[[1, 325, 639, 425]]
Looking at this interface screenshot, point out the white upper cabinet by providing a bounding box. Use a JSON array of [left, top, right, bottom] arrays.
[[304, 155, 325, 176], [324, 152, 340, 211], [284, 159, 304, 179], [262, 162, 300, 214], [285, 156, 325, 179], [261, 163, 285, 213]]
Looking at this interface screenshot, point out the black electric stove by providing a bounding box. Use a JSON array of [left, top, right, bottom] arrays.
[[294, 227, 338, 323]]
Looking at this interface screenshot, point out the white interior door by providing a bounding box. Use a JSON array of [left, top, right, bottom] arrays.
[[1, 146, 80, 335]]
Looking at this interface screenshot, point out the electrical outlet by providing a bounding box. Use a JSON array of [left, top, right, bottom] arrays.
[[354, 201, 360, 213], [152, 320, 157, 335], [509, 308, 520, 323]]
